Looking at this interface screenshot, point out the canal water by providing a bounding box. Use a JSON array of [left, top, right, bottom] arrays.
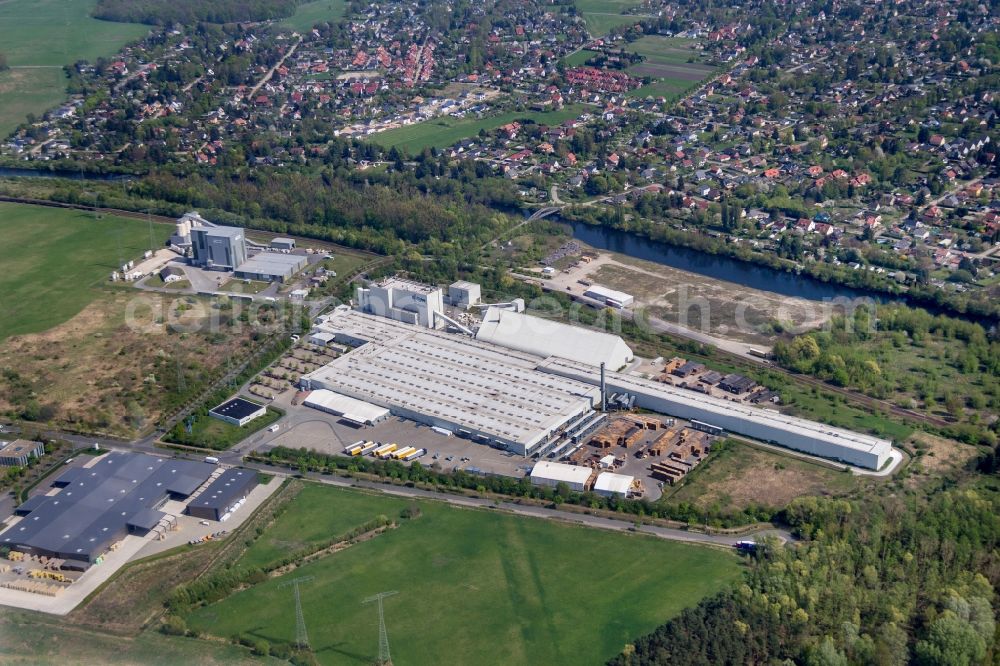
[[563, 220, 886, 304]]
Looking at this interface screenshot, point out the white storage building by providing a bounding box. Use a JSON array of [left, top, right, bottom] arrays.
[[475, 306, 633, 371], [530, 461, 593, 492], [594, 472, 634, 498], [537, 357, 893, 470], [302, 389, 390, 425], [584, 284, 634, 308]]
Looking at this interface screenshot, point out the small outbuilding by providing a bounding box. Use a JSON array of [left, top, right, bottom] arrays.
[[209, 398, 267, 427], [593, 472, 634, 498], [529, 461, 592, 492], [270, 237, 296, 250]]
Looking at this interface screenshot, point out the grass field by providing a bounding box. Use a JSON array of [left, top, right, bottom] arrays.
[[623, 36, 717, 100], [0, 0, 148, 137], [0, 203, 172, 339], [187, 484, 741, 665], [239, 484, 410, 569], [279, 0, 348, 31], [574, 0, 644, 37], [166, 406, 282, 451], [0, 611, 280, 665], [372, 104, 592, 153]]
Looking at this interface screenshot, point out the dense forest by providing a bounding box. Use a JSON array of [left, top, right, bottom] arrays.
[[612, 486, 1000, 665], [92, 0, 299, 25]]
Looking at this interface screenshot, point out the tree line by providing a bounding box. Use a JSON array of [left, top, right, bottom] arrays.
[[93, 0, 300, 25], [612, 487, 1000, 665]]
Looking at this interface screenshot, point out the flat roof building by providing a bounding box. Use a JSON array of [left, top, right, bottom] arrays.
[[448, 280, 482, 309], [0, 452, 215, 568], [191, 224, 247, 271], [303, 389, 391, 425], [186, 468, 258, 522], [357, 276, 445, 329], [0, 439, 44, 467], [530, 461, 593, 492], [302, 310, 602, 456], [584, 284, 634, 308], [594, 472, 634, 498], [234, 252, 308, 283], [475, 306, 633, 371], [270, 237, 296, 250], [537, 357, 892, 470], [209, 397, 268, 427]]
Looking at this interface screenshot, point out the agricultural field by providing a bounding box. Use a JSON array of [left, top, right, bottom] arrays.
[[574, 0, 644, 37], [0, 202, 172, 339], [0, 0, 148, 138], [186, 484, 742, 665], [279, 0, 348, 31], [624, 36, 717, 99], [371, 104, 592, 153]]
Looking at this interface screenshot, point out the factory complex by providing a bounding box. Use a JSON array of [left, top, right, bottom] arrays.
[[536, 357, 892, 470], [300, 276, 894, 470], [302, 310, 605, 455], [170, 211, 311, 283]]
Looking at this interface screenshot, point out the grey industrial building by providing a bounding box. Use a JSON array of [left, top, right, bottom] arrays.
[[186, 468, 258, 521], [536, 357, 892, 470], [0, 439, 44, 467], [191, 224, 247, 271], [302, 310, 604, 456], [0, 452, 216, 568], [233, 252, 308, 283]]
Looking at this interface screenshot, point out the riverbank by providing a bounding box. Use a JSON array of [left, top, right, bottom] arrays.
[[560, 216, 999, 324]]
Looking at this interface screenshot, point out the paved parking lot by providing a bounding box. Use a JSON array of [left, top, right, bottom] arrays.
[[246, 397, 535, 478]]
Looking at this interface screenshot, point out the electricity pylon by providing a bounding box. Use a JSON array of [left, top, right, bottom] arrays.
[[279, 575, 315, 649], [362, 590, 398, 665]]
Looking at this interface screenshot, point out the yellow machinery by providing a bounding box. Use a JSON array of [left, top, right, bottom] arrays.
[[29, 569, 69, 583]]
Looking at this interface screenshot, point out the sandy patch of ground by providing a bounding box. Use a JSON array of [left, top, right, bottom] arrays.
[[545, 250, 833, 346], [908, 431, 978, 478]]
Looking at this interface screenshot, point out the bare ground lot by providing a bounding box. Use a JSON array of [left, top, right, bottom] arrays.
[[544, 249, 831, 346], [665, 440, 866, 511], [0, 289, 259, 437]]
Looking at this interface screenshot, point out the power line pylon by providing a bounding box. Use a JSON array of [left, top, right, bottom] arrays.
[[362, 590, 398, 665], [279, 575, 315, 649]]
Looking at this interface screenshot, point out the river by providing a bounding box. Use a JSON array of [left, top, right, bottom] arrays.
[[563, 220, 887, 305]]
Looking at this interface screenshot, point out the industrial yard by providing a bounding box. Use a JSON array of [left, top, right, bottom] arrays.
[[0, 451, 273, 615]]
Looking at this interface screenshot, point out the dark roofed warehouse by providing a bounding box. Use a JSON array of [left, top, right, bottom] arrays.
[[0, 452, 215, 569], [209, 397, 268, 427], [187, 468, 258, 521]]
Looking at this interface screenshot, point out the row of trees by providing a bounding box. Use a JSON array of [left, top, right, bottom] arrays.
[[92, 0, 300, 25], [255, 442, 781, 528]]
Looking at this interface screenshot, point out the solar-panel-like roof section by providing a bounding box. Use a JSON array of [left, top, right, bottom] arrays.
[[210, 397, 265, 422], [0, 452, 215, 562]]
